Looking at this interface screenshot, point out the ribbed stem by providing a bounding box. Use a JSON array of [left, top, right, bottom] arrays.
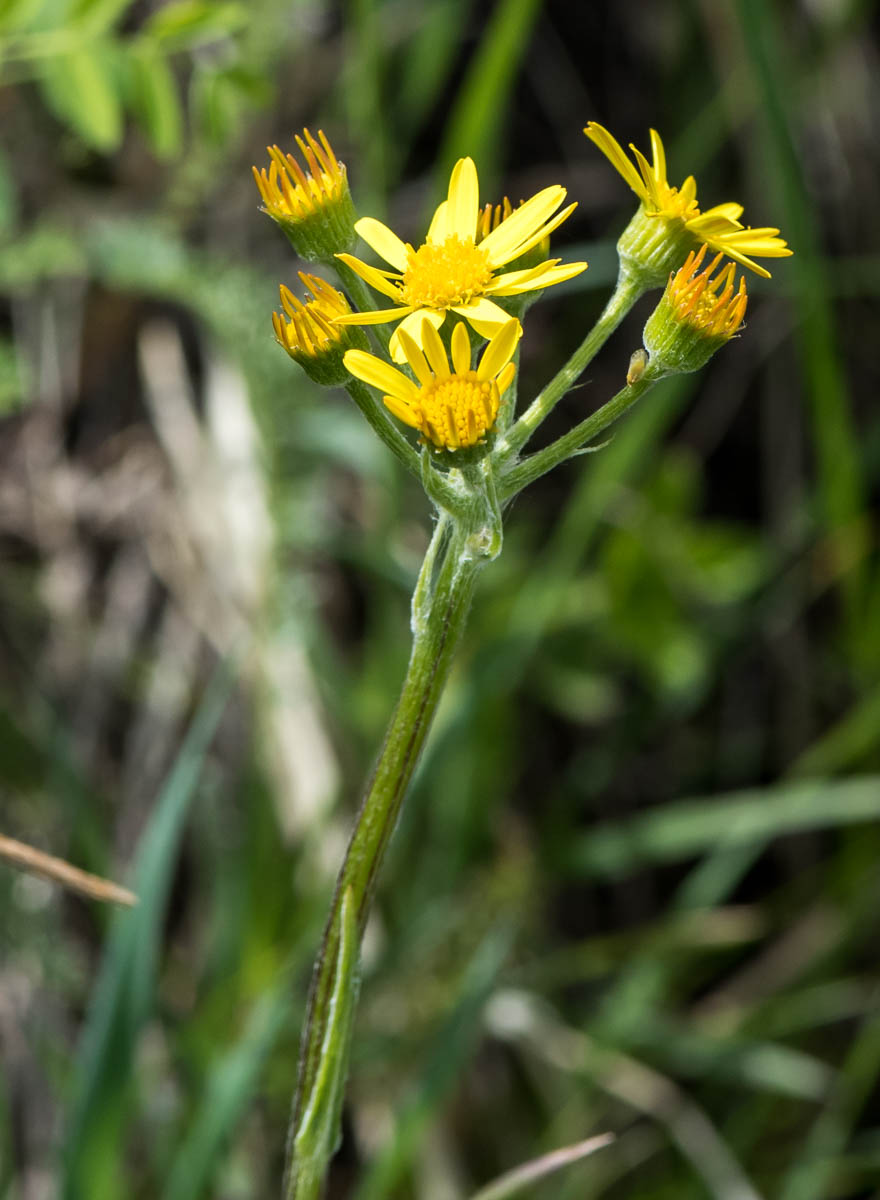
[[285, 525, 481, 1197]]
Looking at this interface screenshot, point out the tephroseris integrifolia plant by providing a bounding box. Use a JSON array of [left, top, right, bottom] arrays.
[[253, 123, 791, 1198]]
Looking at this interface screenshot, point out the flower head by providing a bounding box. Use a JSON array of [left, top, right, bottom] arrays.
[[253, 129, 356, 260], [343, 317, 519, 451], [643, 245, 749, 375], [335, 157, 586, 362], [273, 273, 367, 385], [584, 122, 791, 281]]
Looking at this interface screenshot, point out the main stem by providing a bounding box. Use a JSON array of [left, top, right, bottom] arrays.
[[286, 524, 481, 1194]]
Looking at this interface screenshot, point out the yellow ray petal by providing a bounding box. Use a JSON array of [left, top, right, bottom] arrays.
[[629, 144, 659, 203], [396, 327, 434, 386], [335, 305, 413, 326], [420, 317, 450, 377], [452, 296, 512, 339], [343, 349, 418, 400], [648, 128, 666, 185], [680, 175, 699, 206], [427, 199, 450, 243], [335, 254, 402, 300], [714, 249, 772, 278], [450, 320, 472, 374], [479, 186, 567, 267], [489, 261, 560, 291], [497, 361, 516, 395], [354, 217, 410, 270], [698, 201, 744, 224], [383, 393, 421, 429], [447, 157, 479, 242], [477, 318, 520, 381], [389, 308, 445, 363], [492, 201, 579, 267], [583, 122, 647, 200], [491, 260, 587, 296]]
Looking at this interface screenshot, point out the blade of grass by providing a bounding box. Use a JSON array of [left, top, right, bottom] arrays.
[[436, 0, 543, 193], [734, 0, 867, 629], [468, 1133, 615, 1200], [62, 661, 234, 1200], [564, 776, 880, 879], [779, 1003, 880, 1200], [353, 923, 514, 1200], [164, 980, 291, 1200]]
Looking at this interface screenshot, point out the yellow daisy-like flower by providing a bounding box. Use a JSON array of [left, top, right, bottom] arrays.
[[343, 318, 519, 451], [253, 129, 356, 260], [273, 273, 367, 384], [584, 122, 791, 280], [335, 157, 586, 362], [644, 244, 749, 375]]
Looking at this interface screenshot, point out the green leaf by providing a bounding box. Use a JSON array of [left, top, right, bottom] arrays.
[[144, 0, 247, 49], [127, 40, 183, 159], [38, 43, 123, 152], [190, 63, 240, 147]]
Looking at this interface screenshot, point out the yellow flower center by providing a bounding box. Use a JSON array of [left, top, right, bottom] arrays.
[[400, 236, 493, 310], [654, 183, 700, 223], [416, 371, 499, 450]]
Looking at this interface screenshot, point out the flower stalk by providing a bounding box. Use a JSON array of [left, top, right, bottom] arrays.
[[286, 520, 483, 1199]]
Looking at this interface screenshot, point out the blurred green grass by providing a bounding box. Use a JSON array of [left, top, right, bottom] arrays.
[[1, 1, 879, 1198]]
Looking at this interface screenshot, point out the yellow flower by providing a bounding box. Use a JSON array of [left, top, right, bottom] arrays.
[[273, 273, 367, 384], [584, 122, 791, 279], [343, 317, 519, 450], [335, 157, 586, 362], [253, 129, 356, 260], [643, 245, 749, 375]]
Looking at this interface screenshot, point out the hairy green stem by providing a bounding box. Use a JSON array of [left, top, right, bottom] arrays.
[[499, 374, 658, 499], [498, 269, 646, 461], [285, 523, 482, 1198], [344, 378, 422, 477], [332, 257, 393, 355]]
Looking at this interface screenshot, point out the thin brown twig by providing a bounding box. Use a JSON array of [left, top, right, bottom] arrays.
[[0, 833, 137, 907]]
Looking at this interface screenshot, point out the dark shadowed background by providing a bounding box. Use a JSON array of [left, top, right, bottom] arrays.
[[2, 0, 880, 1197]]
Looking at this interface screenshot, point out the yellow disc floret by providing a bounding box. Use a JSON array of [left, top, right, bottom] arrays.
[[273, 274, 366, 384], [253, 128, 356, 260], [415, 371, 498, 450], [668, 245, 748, 338], [399, 236, 493, 311], [643, 244, 749, 375], [343, 317, 520, 453]]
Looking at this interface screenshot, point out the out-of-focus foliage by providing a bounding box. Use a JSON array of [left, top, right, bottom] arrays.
[[2, 1, 880, 1199]]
